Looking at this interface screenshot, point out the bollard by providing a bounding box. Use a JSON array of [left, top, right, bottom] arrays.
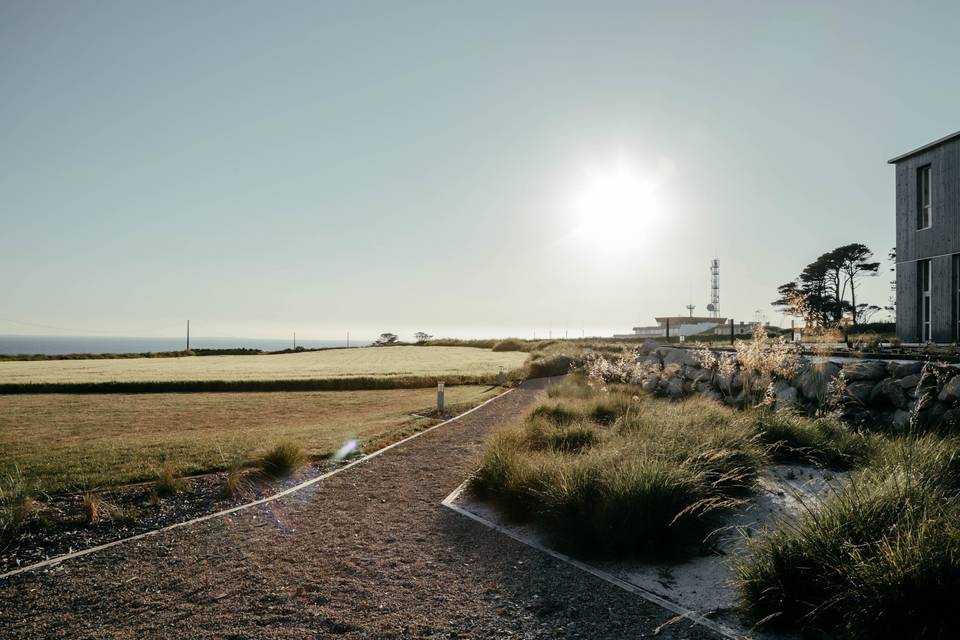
[[437, 381, 445, 414], [497, 366, 505, 386]]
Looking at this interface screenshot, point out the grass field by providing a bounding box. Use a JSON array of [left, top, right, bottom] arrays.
[[0, 385, 502, 494], [0, 346, 527, 385]]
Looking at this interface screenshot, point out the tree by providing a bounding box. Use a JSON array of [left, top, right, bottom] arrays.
[[374, 333, 398, 346], [885, 246, 896, 318], [774, 243, 879, 329], [833, 243, 880, 324], [414, 332, 433, 343]]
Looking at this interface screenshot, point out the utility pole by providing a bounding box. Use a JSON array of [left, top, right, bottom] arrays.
[[346, 331, 350, 348], [186, 320, 190, 351], [293, 331, 296, 350]]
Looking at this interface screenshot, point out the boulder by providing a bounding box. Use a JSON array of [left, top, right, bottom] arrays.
[[661, 348, 699, 368], [845, 380, 876, 406], [938, 375, 960, 404], [715, 371, 742, 394], [921, 401, 948, 429], [640, 377, 658, 394], [889, 361, 925, 378], [700, 389, 723, 403], [794, 361, 841, 402], [871, 378, 910, 410], [638, 339, 661, 356], [841, 360, 888, 381], [942, 408, 960, 430], [639, 354, 662, 368], [891, 409, 912, 432], [684, 367, 709, 383], [773, 381, 799, 412], [665, 377, 685, 399]]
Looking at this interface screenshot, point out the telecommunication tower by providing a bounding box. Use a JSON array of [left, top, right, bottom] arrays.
[[707, 259, 720, 318]]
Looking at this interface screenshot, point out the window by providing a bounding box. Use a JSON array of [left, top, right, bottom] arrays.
[[919, 259, 931, 341], [917, 165, 932, 229]]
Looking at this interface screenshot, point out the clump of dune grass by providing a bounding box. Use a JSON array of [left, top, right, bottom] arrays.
[[154, 461, 185, 497], [736, 436, 960, 638], [260, 442, 306, 479], [747, 410, 876, 469], [221, 451, 252, 499], [470, 380, 766, 557]]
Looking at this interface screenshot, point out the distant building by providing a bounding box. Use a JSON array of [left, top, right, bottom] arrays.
[[888, 130, 960, 342], [614, 316, 728, 339]]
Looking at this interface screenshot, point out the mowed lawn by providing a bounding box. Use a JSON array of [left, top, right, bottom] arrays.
[[0, 346, 527, 385], [0, 385, 502, 494]]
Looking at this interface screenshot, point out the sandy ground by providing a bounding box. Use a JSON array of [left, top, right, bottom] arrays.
[[0, 379, 720, 640], [457, 464, 847, 640]]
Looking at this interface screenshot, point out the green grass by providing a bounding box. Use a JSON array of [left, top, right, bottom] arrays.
[[0, 385, 503, 494], [736, 435, 960, 638], [470, 379, 767, 557]]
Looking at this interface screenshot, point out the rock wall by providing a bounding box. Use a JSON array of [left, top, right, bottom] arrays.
[[635, 341, 960, 432]]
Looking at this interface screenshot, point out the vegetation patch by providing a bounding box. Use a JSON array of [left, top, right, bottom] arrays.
[[470, 378, 768, 557], [748, 411, 876, 469], [737, 435, 960, 638]]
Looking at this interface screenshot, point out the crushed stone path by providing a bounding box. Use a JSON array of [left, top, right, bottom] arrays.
[[0, 379, 719, 639]]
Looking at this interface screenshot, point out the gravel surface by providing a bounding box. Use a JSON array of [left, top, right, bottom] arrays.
[[0, 379, 720, 639]]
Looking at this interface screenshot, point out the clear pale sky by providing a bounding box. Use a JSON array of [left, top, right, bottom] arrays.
[[2, 1, 958, 341]]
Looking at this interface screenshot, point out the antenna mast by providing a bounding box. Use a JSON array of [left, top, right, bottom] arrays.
[[709, 259, 720, 318]]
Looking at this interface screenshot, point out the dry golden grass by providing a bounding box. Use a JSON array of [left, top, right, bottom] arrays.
[[0, 385, 502, 494], [0, 346, 527, 385]]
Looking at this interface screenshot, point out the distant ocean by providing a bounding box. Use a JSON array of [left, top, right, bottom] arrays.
[[0, 335, 366, 356]]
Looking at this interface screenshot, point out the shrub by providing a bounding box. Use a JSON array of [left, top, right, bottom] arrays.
[[260, 442, 306, 479], [525, 354, 577, 379], [492, 339, 528, 352]]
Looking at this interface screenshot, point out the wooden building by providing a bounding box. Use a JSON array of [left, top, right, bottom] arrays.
[[889, 130, 960, 342]]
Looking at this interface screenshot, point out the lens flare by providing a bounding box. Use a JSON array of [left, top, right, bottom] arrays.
[[333, 439, 359, 460]]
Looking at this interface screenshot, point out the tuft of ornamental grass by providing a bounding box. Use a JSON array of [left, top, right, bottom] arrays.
[[82, 492, 103, 525], [736, 436, 960, 639], [154, 461, 185, 497], [470, 381, 766, 557], [259, 442, 306, 479], [748, 410, 877, 470], [0, 469, 35, 542]]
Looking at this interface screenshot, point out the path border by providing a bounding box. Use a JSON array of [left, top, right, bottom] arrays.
[[1, 387, 515, 581], [441, 481, 747, 640]]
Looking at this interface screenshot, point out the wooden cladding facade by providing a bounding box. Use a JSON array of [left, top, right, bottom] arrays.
[[892, 133, 960, 342]]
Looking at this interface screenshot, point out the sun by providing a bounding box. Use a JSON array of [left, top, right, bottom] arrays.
[[569, 159, 661, 247]]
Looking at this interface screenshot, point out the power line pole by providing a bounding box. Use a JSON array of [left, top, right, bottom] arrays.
[[346, 331, 350, 348], [293, 331, 296, 350], [186, 320, 190, 351]]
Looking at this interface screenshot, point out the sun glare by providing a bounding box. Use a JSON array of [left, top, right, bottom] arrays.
[[570, 160, 662, 248]]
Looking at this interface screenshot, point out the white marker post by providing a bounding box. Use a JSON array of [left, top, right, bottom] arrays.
[[437, 381, 445, 415], [497, 366, 505, 386]]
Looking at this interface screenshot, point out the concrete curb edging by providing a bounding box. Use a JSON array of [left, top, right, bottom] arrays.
[[1, 387, 515, 581], [440, 481, 748, 640]]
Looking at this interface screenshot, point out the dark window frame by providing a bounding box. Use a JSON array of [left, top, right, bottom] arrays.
[[917, 164, 932, 230]]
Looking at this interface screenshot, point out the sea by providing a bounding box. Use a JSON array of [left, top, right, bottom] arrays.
[[0, 335, 365, 356]]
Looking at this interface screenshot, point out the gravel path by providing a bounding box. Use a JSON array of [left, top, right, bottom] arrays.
[[0, 379, 719, 639]]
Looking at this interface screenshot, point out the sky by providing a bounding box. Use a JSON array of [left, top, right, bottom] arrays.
[[2, 1, 959, 341]]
